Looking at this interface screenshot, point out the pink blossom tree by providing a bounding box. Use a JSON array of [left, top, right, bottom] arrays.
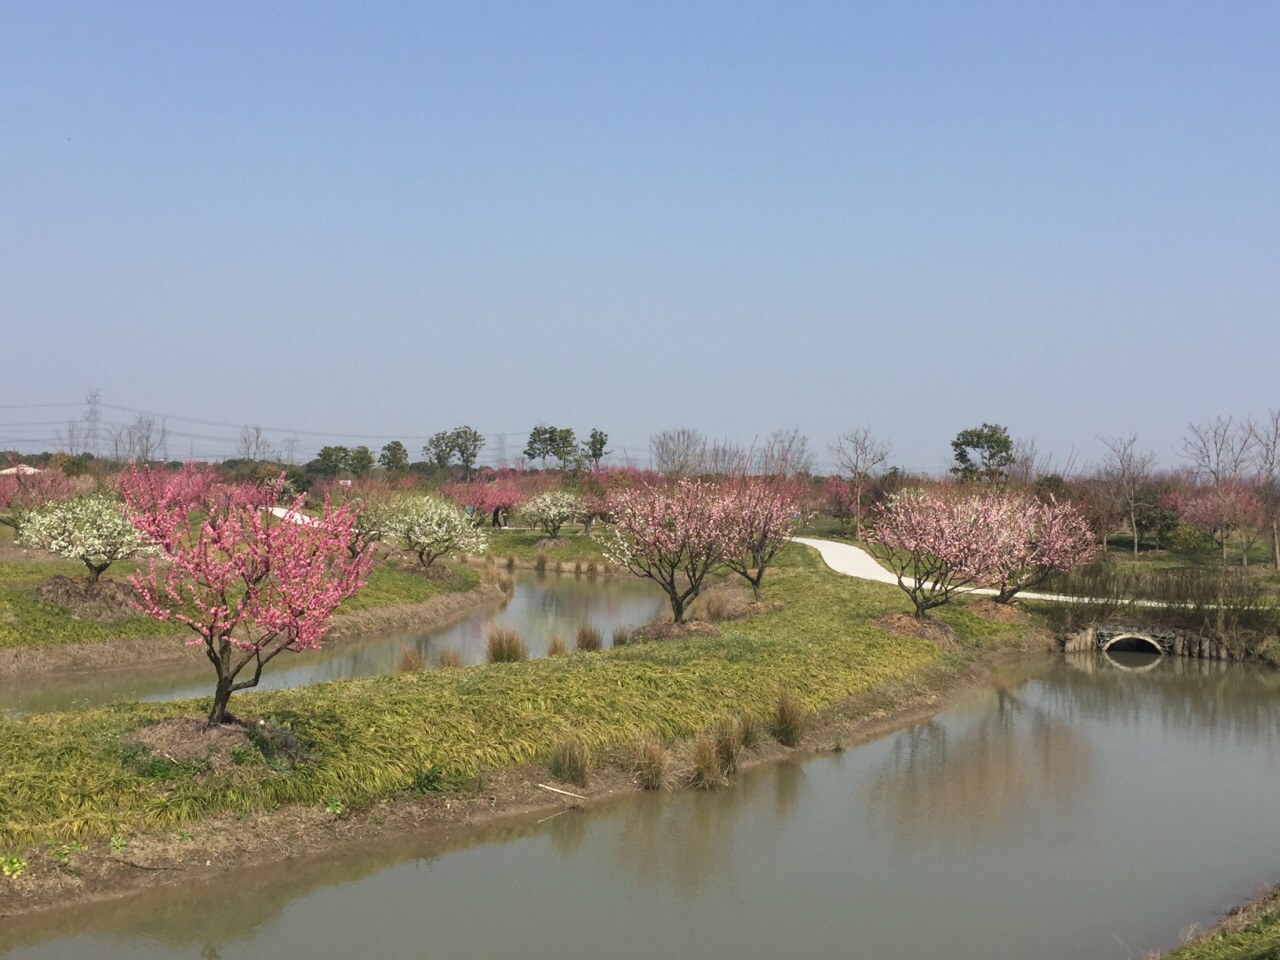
[[121, 467, 370, 726], [0, 460, 76, 532], [986, 494, 1097, 603], [719, 476, 801, 601], [605, 480, 733, 624], [867, 488, 1005, 618]]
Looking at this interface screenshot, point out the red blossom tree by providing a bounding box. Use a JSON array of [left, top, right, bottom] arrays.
[[605, 479, 733, 624], [719, 476, 801, 601], [867, 487, 1006, 618], [121, 464, 370, 725]]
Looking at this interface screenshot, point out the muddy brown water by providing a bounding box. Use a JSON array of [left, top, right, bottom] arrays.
[[4, 651, 1280, 959], [0, 572, 668, 713]]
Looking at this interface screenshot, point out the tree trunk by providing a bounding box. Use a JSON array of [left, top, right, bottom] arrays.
[[1273, 520, 1279, 570], [85, 561, 107, 583], [208, 677, 234, 726], [1131, 509, 1139, 557]]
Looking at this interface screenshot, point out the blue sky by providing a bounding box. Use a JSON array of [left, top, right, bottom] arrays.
[[3, 2, 1277, 472]]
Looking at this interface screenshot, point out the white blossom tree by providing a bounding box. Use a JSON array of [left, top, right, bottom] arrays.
[[520, 490, 584, 538], [18, 494, 155, 582], [388, 496, 488, 567]]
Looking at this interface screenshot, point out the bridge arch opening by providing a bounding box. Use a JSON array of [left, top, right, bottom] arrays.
[[1101, 634, 1163, 655]]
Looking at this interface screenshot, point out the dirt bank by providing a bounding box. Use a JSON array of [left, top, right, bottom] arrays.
[[0, 635, 1045, 920], [0, 584, 507, 682]]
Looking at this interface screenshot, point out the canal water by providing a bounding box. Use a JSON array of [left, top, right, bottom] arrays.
[[3, 651, 1279, 959], [0, 572, 667, 714]]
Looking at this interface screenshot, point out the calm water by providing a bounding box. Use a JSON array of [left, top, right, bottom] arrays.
[[0, 572, 667, 713], [4, 652, 1280, 959]]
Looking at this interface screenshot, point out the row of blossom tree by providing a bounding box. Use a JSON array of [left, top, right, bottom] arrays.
[[9, 463, 799, 724]]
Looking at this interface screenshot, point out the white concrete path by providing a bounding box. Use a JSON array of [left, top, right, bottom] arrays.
[[792, 536, 1105, 605]]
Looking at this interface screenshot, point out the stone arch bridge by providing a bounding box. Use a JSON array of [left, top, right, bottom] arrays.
[[1063, 624, 1234, 660]]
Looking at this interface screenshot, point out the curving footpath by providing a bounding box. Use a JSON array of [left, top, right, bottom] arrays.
[[791, 537, 1101, 605]]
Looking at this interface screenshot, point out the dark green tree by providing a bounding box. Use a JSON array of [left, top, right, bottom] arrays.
[[525, 425, 557, 468], [424, 432, 455, 470], [347, 445, 375, 478], [378, 440, 409, 474], [312, 445, 351, 480], [550, 428, 578, 471], [950, 424, 1015, 483], [583, 428, 610, 469], [450, 426, 485, 480]]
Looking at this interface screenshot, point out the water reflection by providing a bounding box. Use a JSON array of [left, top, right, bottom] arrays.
[[0, 573, 666, 714], [5, 654, 1280, 960]]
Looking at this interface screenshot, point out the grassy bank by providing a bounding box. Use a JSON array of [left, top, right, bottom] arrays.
[[0, 554, 480, 650], [0, 545, 1035, 851], [483, 529, 610, 564], [1160, 889, 1280, 960]]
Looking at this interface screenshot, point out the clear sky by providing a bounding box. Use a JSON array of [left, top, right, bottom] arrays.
[[3, 2, 1277, 473]]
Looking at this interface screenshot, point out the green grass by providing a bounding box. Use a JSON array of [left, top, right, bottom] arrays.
[[484, 531, 608, 563], [0, 543, 1034, 849], [335, 561, 479, 612], [1163, 910, 1280, 959], [0, 559, 179, 649], [0, 556, 481, 649]]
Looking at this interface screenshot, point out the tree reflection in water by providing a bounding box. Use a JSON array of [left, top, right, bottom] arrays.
[[865, 683, 1091, 844]]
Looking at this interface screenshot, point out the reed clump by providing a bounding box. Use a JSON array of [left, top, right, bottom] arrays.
[[549, 733, 591, 788], [631, 732, 673, 791], [546, 634, 567, 657], [586, 560, 599, 577], [435, 648, 462, 669], [485, 625, 528, 663], [506, 554, 516, 572], [736, 713, 763, 750], [495, 572, 514, 594], [713, 716, 745, 775], [771, 686, 808, 747], [689, 731, 729, 790], [611, 626, 631, 647], [534, 551, 547, 572], [576, 623, 603, 652], [396, 647, 424, 674]]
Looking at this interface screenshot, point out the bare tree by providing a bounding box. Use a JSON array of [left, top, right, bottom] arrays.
[[1099, 435, 1156, 557], [649, 428, 706, 477], [704, 439, 750, 477], [110, 414, 168, 463], [828, 426, 890, 538], [236, 424, 275, 462], [1250, 410, 1280, 569], [1181, 416, 1256, 566], [758, 428, 813, 478]]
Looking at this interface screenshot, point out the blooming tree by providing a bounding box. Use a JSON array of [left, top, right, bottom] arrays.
[[0, 463, 76, 533], [18, 494, 155, 582], [985, 494, 1096, 603], [122, 474, 370, 725], [605, 479, 732, 624], [388, 495, 488, 567], [867, 488, 1005, 618], [1182, 483, 1266, 567], [719, 476, 801, 601], [520, 490, 585, 538]]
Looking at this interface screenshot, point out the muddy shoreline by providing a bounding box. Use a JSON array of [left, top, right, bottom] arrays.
[[0, 583, 508, 682], [0, 636, 1044, 921]]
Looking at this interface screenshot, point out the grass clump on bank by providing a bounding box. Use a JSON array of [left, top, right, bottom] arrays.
[[0, 544, 1036, 851]]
